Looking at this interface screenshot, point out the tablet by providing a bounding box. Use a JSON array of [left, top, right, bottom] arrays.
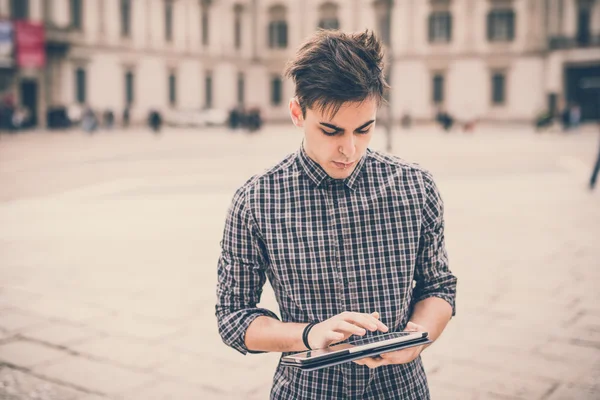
[[282, 331, 429, 366]]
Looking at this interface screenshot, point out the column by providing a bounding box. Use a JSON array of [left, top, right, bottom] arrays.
[[0, 0, 9, 18], [98, 0, 105, 35]]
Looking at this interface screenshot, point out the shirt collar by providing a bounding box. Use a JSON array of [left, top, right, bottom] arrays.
[[297, 144, 369, 191]]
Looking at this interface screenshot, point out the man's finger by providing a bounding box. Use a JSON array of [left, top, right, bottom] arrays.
[[404, 322, 420, 332], [356, 357, 388, 369], [344, 313, 388, 332], [335, 320, 367, 336]]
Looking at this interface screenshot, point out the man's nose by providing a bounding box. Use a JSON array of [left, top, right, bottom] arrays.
[[339, 134, 356, 158]]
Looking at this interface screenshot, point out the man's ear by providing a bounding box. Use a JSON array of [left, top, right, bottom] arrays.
[[289, 97, 304, 128]]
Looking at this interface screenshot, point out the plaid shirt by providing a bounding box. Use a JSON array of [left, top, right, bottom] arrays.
[[216, 146, 457, 399]]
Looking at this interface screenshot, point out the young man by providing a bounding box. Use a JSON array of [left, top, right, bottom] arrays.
[[216, 30, 457, 399]]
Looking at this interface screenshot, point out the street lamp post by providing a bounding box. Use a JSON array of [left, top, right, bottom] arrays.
[[384, 0, 394, 152], [374, 0, 394, 152]]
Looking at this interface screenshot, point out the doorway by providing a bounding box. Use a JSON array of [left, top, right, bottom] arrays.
[[20, 79, 38, 127]]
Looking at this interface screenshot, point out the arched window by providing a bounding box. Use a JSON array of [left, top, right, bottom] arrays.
[[318, 2, 339, 30], [268, 5, 288, 49], [487, 1, 516, 42]]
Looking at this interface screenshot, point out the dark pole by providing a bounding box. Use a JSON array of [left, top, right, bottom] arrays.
[[385, 0, 394, 152], [251, 0, 258, 62]]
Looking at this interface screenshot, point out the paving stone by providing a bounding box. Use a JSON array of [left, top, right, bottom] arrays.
[[155, 352, 277, 395], [24, 298, 113, 325], [21, 322, 104, 347], [546, 383, 600, 400], [0, 340, 68, 368], [72, 336, 174, 371], [433, 361, 557, 399], [0, 366, 86, 400], [0, 309, 49, 333], [34, 355, 153, 396], [84, 314, 184, 342], [121, 380, 231, 400]]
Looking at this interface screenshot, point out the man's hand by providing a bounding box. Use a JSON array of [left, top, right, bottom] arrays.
[[308, 311, 389, 350], [352, 321, 427, 369]]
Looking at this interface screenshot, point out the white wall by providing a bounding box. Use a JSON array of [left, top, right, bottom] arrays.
[[37, 0, 600, 125]]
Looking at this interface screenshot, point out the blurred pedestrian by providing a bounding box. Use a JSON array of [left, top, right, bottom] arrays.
[[435, 108, 454, 132], [590, 125, 600, 190], [148, 109, 162, 133], [123, 106, 130, 128], [246, 107, 262, 133], [103, 109, 115, 130], [570, 104, 581, 131], [228, 106, 242, 130], [11, 107, 26, 131], [215, 29, 456, 400], [81, 107, 98, 133], [401, 111, 412, 130]]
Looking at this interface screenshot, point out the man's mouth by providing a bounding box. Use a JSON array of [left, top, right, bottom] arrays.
[[332, 161, 355, 169]]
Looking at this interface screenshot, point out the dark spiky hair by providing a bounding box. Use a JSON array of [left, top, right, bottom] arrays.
[[284, 29, 389, 119]]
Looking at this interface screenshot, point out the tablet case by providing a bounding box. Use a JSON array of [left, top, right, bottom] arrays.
[[281, 337, 432, 372]]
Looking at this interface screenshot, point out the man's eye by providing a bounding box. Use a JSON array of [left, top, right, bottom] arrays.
[[356, 129, 371, 134], [321, 129, 338, 136]]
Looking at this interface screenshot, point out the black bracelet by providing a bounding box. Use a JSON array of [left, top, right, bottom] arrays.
[[302, 321, 318, 350]]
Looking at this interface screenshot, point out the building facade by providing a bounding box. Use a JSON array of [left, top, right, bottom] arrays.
[[0, 0, 599, 127]]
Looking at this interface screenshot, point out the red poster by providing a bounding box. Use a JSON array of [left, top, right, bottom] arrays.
[[14, 20, 45, 68]]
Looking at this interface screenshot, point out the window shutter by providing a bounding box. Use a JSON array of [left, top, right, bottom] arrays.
[[268, 22, 275, 48], [508, 11, 515, 41], [428, 15, 435, 42], [281, 23, 288, 48]]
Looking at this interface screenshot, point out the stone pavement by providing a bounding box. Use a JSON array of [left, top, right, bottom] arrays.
[[0, 124, 599, 399]]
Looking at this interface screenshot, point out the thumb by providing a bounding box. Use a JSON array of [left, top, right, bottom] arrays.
[[371, 311, 380, 319], [404, 322, 419, 332]]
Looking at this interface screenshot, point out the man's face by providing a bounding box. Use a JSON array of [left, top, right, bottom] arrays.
[[290, 97, 378, 180]]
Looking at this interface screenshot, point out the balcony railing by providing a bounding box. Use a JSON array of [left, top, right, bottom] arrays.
[[44, 23, 80, 54], [548, 35, 600, 50]]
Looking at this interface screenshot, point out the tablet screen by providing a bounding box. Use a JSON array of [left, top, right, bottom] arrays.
[[285, 332, 426, 362]]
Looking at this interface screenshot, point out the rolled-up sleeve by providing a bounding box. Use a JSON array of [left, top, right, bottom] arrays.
[[215, 185, 279, 355], [412, 171, 457, 316]]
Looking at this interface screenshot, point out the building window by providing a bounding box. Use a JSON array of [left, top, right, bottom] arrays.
[[121, 0, 131, 38], [268, 5, 288, 49], [202, 2, 210, 46], [125, 71, 134, 105], [429, 12, 452, 43], [491, 72, 506, 105], [205, 71, 213, 109], [576, 1, 592, 46], [10, 0, 29, 19], [432, 74, 445, 104], [75, 67, 86, 104], [318, 2, 340, 30], [487, 9, 515, 42], [43, 0, 53, 24], [70, 0, 83, 30], [237, 73, 245, 105], [165, 0, 173, 42], [271, 76, 283, 106], [234, 4, 243, 49], [169, 72, 177, 106], [374, 0, 392, 46]]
